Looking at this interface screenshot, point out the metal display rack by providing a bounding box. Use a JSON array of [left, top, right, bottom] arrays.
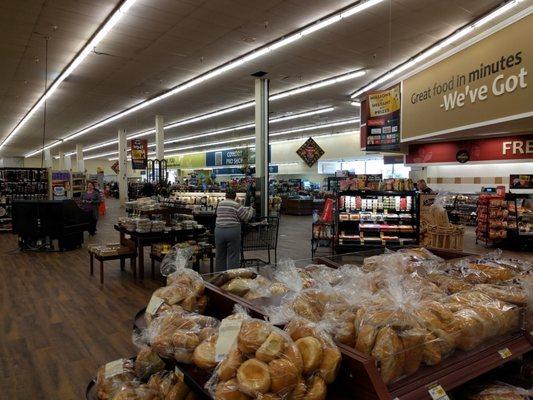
[[334, 189, 419, 253]]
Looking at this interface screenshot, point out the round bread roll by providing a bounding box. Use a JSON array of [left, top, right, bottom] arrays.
[[318, 347, 341, 384], [224, 278, 254, 296], [236, 359, 271, 395], [285, 320, 315, 341], [199, 327, 218, 342], [288, 380, 307, 400], [181, 294, 197, 312], [215, 379, 250, 400], [167, 380, 190, 400], [304, 376, 326, 400], [256, 332, 286, 362], [172, 331, 200, 350], [196, 295, 208, 313], [154, 284, 191, 305], [295, 337, 323, 374], [238, 320, 272, 354], [218, 348, 244, 382], [283, 344, 303, 374], [268, 358, 299, 395], [192, 339, 217, 370]]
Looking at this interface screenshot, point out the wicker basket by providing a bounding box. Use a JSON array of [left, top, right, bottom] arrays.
[[427, 224, 465, 250]]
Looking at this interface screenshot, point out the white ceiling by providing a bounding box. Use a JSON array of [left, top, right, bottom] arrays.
[[0, 0, 522, 158]]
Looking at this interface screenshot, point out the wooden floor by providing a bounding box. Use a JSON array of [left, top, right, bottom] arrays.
[[0, 198, 530, 399]]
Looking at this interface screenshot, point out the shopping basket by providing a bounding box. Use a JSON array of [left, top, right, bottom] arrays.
[[241, 216, 279, 267]]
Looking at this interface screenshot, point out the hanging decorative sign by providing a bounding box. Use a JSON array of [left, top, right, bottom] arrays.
[[365, 84, 401, 151], [111, 161, 119, 174], [455, 150, 470, 163], [296, 137, 325, 167], [131, 139, 148, 169]]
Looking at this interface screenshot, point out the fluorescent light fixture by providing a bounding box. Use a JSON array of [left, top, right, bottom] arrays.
[[351, 101, 361, 107], [25, 140, 63, 157], [2, 0, 138, 151], [38, 69, 363, 158], [350, 0, 523, 98], [103, 118, 358, 160], [22, 0, 379, 156]]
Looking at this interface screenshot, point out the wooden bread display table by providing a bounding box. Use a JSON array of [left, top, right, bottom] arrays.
[[114, 225, 206, 280]]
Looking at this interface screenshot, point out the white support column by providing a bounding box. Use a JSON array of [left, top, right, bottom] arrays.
[[64, 154, 72, 170], [155, 115, 165, 160], [254, 78, 269, 217], [43, 149, 52, 169], [118, 128, 128, 207], [76, 144, 85, 172], [58, 151, 65, 170]]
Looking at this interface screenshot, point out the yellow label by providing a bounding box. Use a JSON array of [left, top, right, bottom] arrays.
[[104, 359, 125, 379], [146, 295, 164, 316], [498, 347, 512, 359]]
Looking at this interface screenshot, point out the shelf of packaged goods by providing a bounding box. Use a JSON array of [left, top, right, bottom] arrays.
[[339, 190, 415, 197]]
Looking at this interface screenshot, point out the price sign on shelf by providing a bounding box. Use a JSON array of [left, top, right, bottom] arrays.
[[498, 347, 512, 359], [427, 383, 450, 400]]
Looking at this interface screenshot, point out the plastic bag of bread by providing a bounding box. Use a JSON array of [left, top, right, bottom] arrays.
[[207, 313, 312, 399], [284, 319, 342, 385], [96, 358, 136, 400], [151, 279, 207, 315], [134, 347, 166, 380], [148, 369, 196, 399], [111, 384, 160, 400], [467, 383, 532, 399], [160, 244, 194, 277], [208, 268, 258, 287], [474, 283, 527, 306], [142, 310, 220, 364]]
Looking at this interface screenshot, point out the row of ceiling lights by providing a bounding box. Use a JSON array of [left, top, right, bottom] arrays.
[[16, 0, 384, 156], [15, 0, 525, 158]]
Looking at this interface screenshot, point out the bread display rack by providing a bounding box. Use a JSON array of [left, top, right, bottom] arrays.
[[334, 190, 419, 253], [108, 247, 532, 400]]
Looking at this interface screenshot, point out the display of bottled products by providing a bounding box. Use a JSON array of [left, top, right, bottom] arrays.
[[340, 195, 412, 212]]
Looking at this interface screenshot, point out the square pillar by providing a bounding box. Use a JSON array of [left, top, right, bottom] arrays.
[[43, 149, 52, 169], [76, 144, 85, 172], [254, 78, 269, 217], [155, 115, 164, 160], [64, 154, 72, 170], [118, 129, 128, 207]]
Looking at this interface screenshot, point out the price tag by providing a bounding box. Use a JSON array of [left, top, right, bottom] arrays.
[[174, 366, 184, 381], [146, 295, 164, 316], [498, 347, 512, 359], [104, 359, 125, 379], [427, 383, 450, 400], [215, 318, 243, 362]]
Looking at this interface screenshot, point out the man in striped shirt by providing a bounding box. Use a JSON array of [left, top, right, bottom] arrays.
[[215, 188, 254, 271]]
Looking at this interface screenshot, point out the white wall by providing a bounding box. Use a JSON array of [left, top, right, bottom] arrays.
[[23, 156, 142, 178], [425, 161, 533, 193]]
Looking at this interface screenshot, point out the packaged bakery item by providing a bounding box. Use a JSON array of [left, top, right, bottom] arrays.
[[467, 383, 532, 399], [473, 283, 527, 306], [147, 369, 196, 400], [208, 268, 258, 287], [96, 358, 137, 399], [160, 244, 194, 277], [207, 312, 308, 399], [140, 310, 220, 365], [111, 384, 160, 400], [134, 347, 166, 380]]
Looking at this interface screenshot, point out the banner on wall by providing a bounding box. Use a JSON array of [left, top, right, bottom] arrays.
[[406, 134, 533, 164], [401, 14, 532, 141], [296, 138, 324, 167], [213, 166, 279, 175], [365, 84, 401, 151], [131, 139, 148, 169]]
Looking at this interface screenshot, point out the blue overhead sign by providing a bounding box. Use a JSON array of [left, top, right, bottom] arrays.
[[206, 146, 271, 167]]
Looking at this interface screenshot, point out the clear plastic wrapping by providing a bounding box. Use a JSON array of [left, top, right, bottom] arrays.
[[160, 244, 195, 277], [96, 358, 136, 400], [468, 382, 532, 399], [207, 313, 340, 400]]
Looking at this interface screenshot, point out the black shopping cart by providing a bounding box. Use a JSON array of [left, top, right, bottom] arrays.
[[241, 216, 279, 267]]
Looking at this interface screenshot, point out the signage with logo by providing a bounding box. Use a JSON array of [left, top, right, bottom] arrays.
[[365, 84, 401, 151], [401, 14, 532, 141], [455, 150, 470, 163], [510, 174, 533, 189], [131, 139, 148, 169], [213, 166, 279, 175], [207, 148, 255, 167], [296, 138, 325, 167], [406, 134, 533, 164], [111, 161, 119, 174]]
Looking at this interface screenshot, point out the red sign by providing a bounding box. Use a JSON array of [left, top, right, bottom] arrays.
[[406, 134, 533, 164]]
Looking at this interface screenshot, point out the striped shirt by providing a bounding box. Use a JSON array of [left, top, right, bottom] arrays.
[[215, 199, 254, 228]]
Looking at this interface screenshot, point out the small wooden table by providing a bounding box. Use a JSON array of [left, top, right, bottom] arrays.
[[149, 245, 215, 279], [89, 249, 137, 284], [114, 225, 206, 280]]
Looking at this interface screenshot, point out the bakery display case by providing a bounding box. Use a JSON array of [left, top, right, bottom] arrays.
[[476, 194, 508, 246], [507, 193, 533, 250], [334, 190, 418, 252], [446, 193, 478, 226]]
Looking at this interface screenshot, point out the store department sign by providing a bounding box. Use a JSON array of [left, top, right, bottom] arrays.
[[402, 14, 533, 141], [366, 84, 401, 151], [406, 134, 533, 164], [130, 139, 148, 169], [207, 148, 255, 167]]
